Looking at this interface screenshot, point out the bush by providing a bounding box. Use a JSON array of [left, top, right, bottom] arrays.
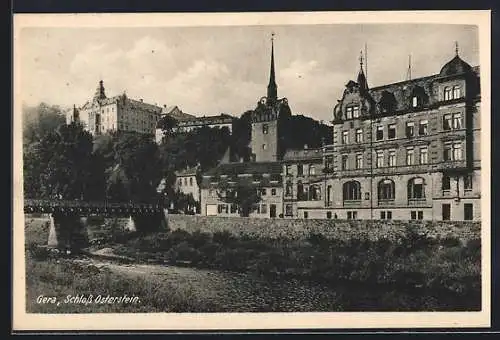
[[27, 242, 50, 260]]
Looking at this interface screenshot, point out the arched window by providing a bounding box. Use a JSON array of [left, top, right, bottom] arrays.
[[452, 85, 462, 99], [408, 177, 426, 199], [444, 87, 452, 101], [378, 179, 395, 201], [327, 185, 333, 206], [343, 181, 361, 201], [309, 165, 316, 176], [189, 177, 193, 186]]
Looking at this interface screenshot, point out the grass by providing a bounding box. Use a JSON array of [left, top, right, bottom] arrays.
[[26, 255, 221, 313], [25, 217, 482, 311]]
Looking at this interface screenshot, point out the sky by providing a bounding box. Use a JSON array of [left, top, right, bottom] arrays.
[[18, 24, 479, 122]]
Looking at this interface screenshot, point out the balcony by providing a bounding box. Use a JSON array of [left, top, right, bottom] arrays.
[[408, 198, 428, 206], [377, 199, 395, 206], [343, 199, 362, 207]]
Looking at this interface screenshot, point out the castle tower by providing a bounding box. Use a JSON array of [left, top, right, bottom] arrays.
[[251, 34, 281, 162], [93, 80, 107, 101]]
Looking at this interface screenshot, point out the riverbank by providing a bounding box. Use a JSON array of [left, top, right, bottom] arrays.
[[25, 217, 482, 312]]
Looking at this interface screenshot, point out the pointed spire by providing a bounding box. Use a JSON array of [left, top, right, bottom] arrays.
[[406, 54, 412, 81], [267, 32, 278, 103], [455, 41, 459, 56], [357, 50, 368, 92]]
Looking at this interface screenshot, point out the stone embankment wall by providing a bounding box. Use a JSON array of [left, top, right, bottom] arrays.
[[167, 215, 481, 242]]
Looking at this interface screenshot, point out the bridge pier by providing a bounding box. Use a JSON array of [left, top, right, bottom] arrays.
[[131, 209, 169, 233], [47, 213, 89, 252]]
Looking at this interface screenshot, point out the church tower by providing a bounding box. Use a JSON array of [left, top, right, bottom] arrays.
[[251, 34, 285, 163]]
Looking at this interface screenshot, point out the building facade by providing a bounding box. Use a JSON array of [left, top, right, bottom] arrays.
[[319, 49, 481, 221], [176, 114, 235, 134], [68, 80, 163, 136], [175, 166, 201, 204]]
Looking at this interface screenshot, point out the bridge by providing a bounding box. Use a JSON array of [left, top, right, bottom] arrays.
[[24, 198, 168, 251], [24, 199, 164, 216]]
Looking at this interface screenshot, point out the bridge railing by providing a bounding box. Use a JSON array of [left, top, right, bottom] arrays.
[[24, 198, 162, 210]]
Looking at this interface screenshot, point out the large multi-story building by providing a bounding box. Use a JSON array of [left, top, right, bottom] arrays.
[[67, 80, 163, 136], [315, 47, 481, 221]]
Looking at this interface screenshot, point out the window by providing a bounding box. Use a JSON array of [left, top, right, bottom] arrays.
[[355, 153, 363, 169], [230, 204, 238, 214], [297, 181, 304, 200], [325, 156, 334, 170], [412, 96, 418, 107], [184, 178, 188, 186], [443, 114, 452, 130], [411, 211, 417, 220], [346, 107, 353, 119], [464, 203, 473, 220], [262, 124, 269, 134], [453, 86, 461, 99], [442, 204, 451, 220], [347, 211, 358, 220], [406, 122, 415, 138], [327, 185, 333, 206], [271, 188, 277, 196], [353, 106, 360, 118], [297, 164, 303, 176], [452, 113, 463, 129], [376, 150, 384, 168], [310, 185, 321, 201], [303, 211, 309, 219], [261, 204, 268, 214], [408, 177, 425, 199], [380, 211, 393, 220], [464, 175, 473, 191], [406, 147, 414, 165], [442, 175, 451, 192], [388, 149, 396, 167], [419, 120, 428, 135], [285, 165, 292, 175], [387, 211, 393, 220], [262, 144, 267, 150], [444, 86, 452, 101], [342, 131, 349, 144], [261, 189, 267, 196], [355, 129, 363, 143], [388, 124, 396, 139], [419, 146, 428, 164], [418, 211, 424, 220], [285, 181, 292, 196], [376, 126, 384, 141], [341, 154, 348, 170], [327, 211, 332, 219], [190, 178, 193, 186], [444, 142, 463, 161], [309, 165, 316, 176], [178, 179, 182, 186], [285, 204, 293, 216], [343, 181, 361, 201], [378, 179, 395, 200], [380, 211, 386, 219]]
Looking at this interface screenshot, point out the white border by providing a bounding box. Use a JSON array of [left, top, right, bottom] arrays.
[[12, 10, 491, 331]]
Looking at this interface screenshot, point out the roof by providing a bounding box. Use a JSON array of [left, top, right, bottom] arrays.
[[162, 106, 196, 121], [439, 55, 473, 77], [200, 161, 283, 189], [203, 161, 282, 177], [283, 148, 324, 162], [175, 165, 199, 177], [80, 94, 163, 113], [178, 114, 235, 127]]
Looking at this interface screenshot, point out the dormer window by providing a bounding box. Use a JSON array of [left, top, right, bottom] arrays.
[[346, 105, 359, 120]]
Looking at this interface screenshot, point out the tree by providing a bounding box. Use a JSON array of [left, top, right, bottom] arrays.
[[26, 122, 95, 200], [111, 131, 163, 203], [157, 115, 179, 143], [23, 103, 66, 146], [217, 182, 262, 217]]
